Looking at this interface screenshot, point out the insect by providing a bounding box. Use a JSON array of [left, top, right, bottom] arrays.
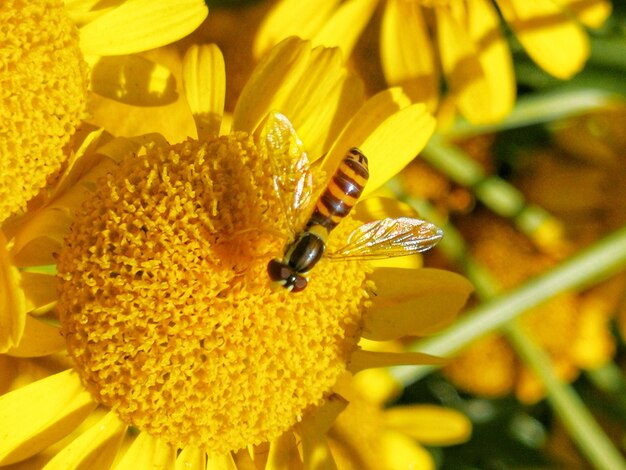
[[259, 112, 443, 293]]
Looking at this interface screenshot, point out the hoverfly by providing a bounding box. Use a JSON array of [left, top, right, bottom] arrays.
[[258, 112, 443, 293]]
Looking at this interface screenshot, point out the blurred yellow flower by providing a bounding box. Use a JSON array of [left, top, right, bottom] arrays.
[[255, 0, 611, 125], [329, 358, 471, 469], [444, 212, 615, 403], [0, 38, 473, 467], [0, 0, 208, 224]]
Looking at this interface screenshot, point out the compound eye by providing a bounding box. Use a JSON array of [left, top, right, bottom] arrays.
[[291, 275, 308, 293], [267, 259, 292, 282]]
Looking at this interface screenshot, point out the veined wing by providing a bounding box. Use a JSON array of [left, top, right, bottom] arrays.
[[328, 217, 443, 260], [257, 112, 313, 236]]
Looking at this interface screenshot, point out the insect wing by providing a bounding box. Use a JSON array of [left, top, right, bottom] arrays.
[[329, 217, 443, 260], [257, 112, 313, 235]]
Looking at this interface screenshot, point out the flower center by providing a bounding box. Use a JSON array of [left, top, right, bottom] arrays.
[[0, 0, 88, 222], [57, 134, 372, 453]]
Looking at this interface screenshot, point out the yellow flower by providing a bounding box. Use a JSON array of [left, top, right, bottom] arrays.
[[444, 212, 614, 403], [328, 349, 471, 470], [0, 0, 208, 224], [255, 0, 612, 124], [0, 38, 473, 467]]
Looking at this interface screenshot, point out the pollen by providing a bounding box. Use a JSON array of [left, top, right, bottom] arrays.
[[0, 0, 88, 222], [57, 134, 372, 453]]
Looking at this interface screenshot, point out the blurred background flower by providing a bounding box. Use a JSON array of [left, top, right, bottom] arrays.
[[2, 0, 626, 468]]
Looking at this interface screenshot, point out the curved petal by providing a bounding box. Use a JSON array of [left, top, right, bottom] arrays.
[[21, 271, 57, 314], [265, 432, 303, 470], [80, 0, 208, 56], [465, 0, 516, 123], [298, 395, 347, 470], [354, 197, 418, 222], [380, 430, 434, 470], [113, 432, 175, 470], [280, 46, 347, 160], [205, 452, 237, 470], [497, 0, 589, 79], [384, 405, 472, 445], [363, 268, 473, 340], [11, 207, 72, 267], [321, 88, 412, 180], [0, 370, 97, 465], [435, 5, 493, 124], [64, 0, 120, 26], [7, 316, 64, 358], [176, 446, 206, 470], [254, 0, 339, 59], [43, 411, 127, 470], [381, 0, 439, 111], [0, 232, 25, 352], [233, 38, 311, 134], [361, 104, 436, 196], [313, 0, 379, 55], [557, 0, 612, 28], [183, 44, 225, 139], [348, 349, 446, 373], [88, 54, 177, 106]]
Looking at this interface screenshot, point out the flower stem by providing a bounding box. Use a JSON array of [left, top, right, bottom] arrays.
[[505, 323, 626, 470], [393, 197, 626, 469], [392, 223, 626, 383], [422, 135, 564, 251], [444, 88, 617, 139]]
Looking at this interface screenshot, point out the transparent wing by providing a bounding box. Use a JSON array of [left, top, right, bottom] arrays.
[[328, 217, 443, 260], [257, 112, 313, 235]]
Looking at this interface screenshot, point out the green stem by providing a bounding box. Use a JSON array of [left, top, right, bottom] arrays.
[[445, 88, 618, 139], [392, 199, 626, 469], [392, 223, 626, 383], [506, 323, 626, 470], [421, 135, 562, 249]]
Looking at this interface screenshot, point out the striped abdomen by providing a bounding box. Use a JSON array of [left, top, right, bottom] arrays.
[[306, 147, 369, 232]]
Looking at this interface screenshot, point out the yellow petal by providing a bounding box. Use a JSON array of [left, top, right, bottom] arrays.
[[354, 196, 418, 222], [557, 0, 612, 28], [435, 5, 493, 124], [313, 0, 379, 55], [43, 411, 127, 470], [360, 104, 436, 196], [254, 0, 339, 59], [298, 395, 347, 470], [0, 370, 97, 465], [381, 0, 439, 110], [0, 232, 25, 352], [280, 46, 346, 160], [88, 54, 177, 106], [113, 433, 175, 470], [380, 430, 435, 470], [265, 432, 303, 470], [64, 0, 120, 26], [176, 446, 206, 470], [183, 44, 225, 140], [80, 0, 208, 56], [363, 268, 473, 340], [206, 452, 237, 470], [7, 316, 64, 358], [497, 0, 589, 79], [21, 271, 56, 314], [321, 87, 412, 178], [384, 405, 472, 445], [348, 349, 446, 373], [349, 368, 402, 405], [232, 38, 311, 134], [11, 207, 72, 267], [465, 0, 516, 123]]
